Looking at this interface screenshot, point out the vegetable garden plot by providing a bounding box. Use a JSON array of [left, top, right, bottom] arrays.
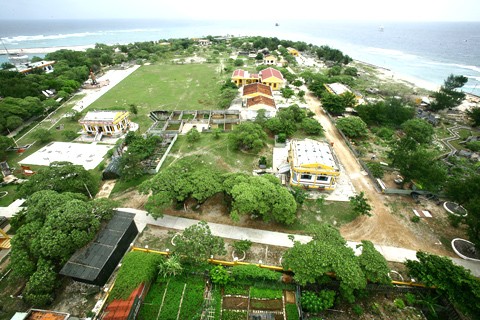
[[138, 275, 206, 320]]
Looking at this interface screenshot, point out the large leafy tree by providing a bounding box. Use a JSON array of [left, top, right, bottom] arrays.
[[17, 161, 99, 198], [406, 252, 480, 317], [264, 104, 306, 136], [321, 92, 346, 115], [356, 98, 415, 128], [445, 175, 480, 247], [390, 144, 447, 192], [349, 192, 372, 217], [140, 159, 223, 218], [335, 116, 368, 138], [228, 122, 267, 153], [466, 106, 480, 127], [174, 221, 226, 265], [119, 133, 162, 181], [356, 240, 391, 285], [401, 118, 434, 145], [282, 224, 367, 302], [224, 174, 297, 225], [429, 74, 468, 111], [0, 136, 14, 160], [9, 190, 116, 306]]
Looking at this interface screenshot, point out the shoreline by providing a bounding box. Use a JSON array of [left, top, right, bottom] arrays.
[[0, 44, 95, 55], [354, 59, 440, 92]]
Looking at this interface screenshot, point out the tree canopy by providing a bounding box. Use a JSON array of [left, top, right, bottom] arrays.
[[17, 161, 99, 198], [9, 190, 116, 306], [282, 224, 368, 303], [228, 122, 267, 153], [390, 143, 447, 192], [429, 74, 468, 111], [173, 221, 226, 265], [401, 118, 434, 145], [321, 91, 356, 115], [224, 173, 297, 225], [466, 106, 480, 127], [335, 116, 368, 138], [445, 175, 480, 247], [356, 98, 415, 128], [406, 251, 480, 317]]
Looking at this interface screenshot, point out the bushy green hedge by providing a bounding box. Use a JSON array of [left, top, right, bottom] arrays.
[[231, 265, 280, 282], [109, 251, 164, 301]]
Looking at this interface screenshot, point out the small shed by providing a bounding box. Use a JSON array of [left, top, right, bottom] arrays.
[[60, 211, 138, 286]]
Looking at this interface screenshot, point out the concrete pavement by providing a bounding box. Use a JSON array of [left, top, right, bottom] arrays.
[[119, 208, 480, 277]]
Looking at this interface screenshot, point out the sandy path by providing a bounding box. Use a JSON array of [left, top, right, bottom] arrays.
[[304, 92, 450, 256]]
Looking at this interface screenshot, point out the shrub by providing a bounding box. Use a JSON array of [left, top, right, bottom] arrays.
[[394, 298, 406, 309], [375, 127, 395, 140], [370, 302, 381, 314], [210, 265, 230, 285], [352, 304, 364, 316], [277, 133, 286, 143], [231, 265, 279, 282], [366, 162, 384, 178], [232, 239, 252, 253], [62, 130, 78, 141], [301, 290, 336, 313], [411, 216, 420, 223], [405, 292, 416, 305]]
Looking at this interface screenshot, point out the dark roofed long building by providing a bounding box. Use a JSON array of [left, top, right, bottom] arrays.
[[60, 211, 138, 286]]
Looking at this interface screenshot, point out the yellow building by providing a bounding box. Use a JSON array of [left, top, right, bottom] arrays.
[[232, 67, 284, 90], [79, 110, 131, 136], [231, 69, 259, 86], [263, 54, 277, 65], [287, 47, 299, 56], [288, 139, 340, 190], [258, 67, 284, 91]]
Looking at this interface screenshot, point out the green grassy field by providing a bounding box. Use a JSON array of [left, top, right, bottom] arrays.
[[88, 63, 227, 132], [161, 133, 273, 174]]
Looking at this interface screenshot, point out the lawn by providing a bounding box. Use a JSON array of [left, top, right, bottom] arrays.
[[161, 132, 272, 174], [88, 63, 227, 133], [287, 199, 356, 232]]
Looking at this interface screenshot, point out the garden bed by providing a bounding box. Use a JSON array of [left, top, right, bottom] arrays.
[[451, 238, 480, 261], [443, 202, 467, 217]]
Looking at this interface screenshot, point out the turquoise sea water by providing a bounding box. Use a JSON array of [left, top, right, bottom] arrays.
[[1, 19, 479, 95]]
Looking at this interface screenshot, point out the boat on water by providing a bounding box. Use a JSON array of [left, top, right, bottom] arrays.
[[275, 23, 279, 27], [378, 25, 384, 32]]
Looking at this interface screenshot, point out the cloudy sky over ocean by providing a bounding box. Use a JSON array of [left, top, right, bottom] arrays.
[[2, 0, 480, 21]]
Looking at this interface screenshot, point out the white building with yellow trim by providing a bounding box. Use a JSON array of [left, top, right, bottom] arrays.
[[79, 110, 131, 136], [288, 139, 340, 190]]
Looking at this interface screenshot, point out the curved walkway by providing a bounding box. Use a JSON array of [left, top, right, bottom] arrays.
[[119, 208, 480, 277]]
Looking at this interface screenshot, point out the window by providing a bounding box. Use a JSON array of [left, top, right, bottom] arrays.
[[317, 176, 329, 182], [300, 174, 312, 181]]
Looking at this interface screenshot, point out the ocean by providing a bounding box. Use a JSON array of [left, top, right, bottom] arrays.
[[1, 19, 479, 95]]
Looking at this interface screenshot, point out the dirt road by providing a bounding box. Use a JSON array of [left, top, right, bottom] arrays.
[[305, 92, 451, 256]]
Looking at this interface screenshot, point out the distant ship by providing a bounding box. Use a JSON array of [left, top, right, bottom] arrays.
[[379, 25, 384, 32], [275, 23, 279, 27]]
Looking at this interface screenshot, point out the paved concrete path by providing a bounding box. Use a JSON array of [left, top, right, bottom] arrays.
[[119, 208, 480, 277]]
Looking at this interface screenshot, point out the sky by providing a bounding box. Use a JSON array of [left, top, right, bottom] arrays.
[[1, 0, 480, 21]]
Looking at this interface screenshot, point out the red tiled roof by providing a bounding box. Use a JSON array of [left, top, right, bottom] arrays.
[[103, 283, 145, 320], [260, 67, 284, 81], [242, 83, 273, 97], [232, 69, 244, 78], [246, 96, 276, 109]]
